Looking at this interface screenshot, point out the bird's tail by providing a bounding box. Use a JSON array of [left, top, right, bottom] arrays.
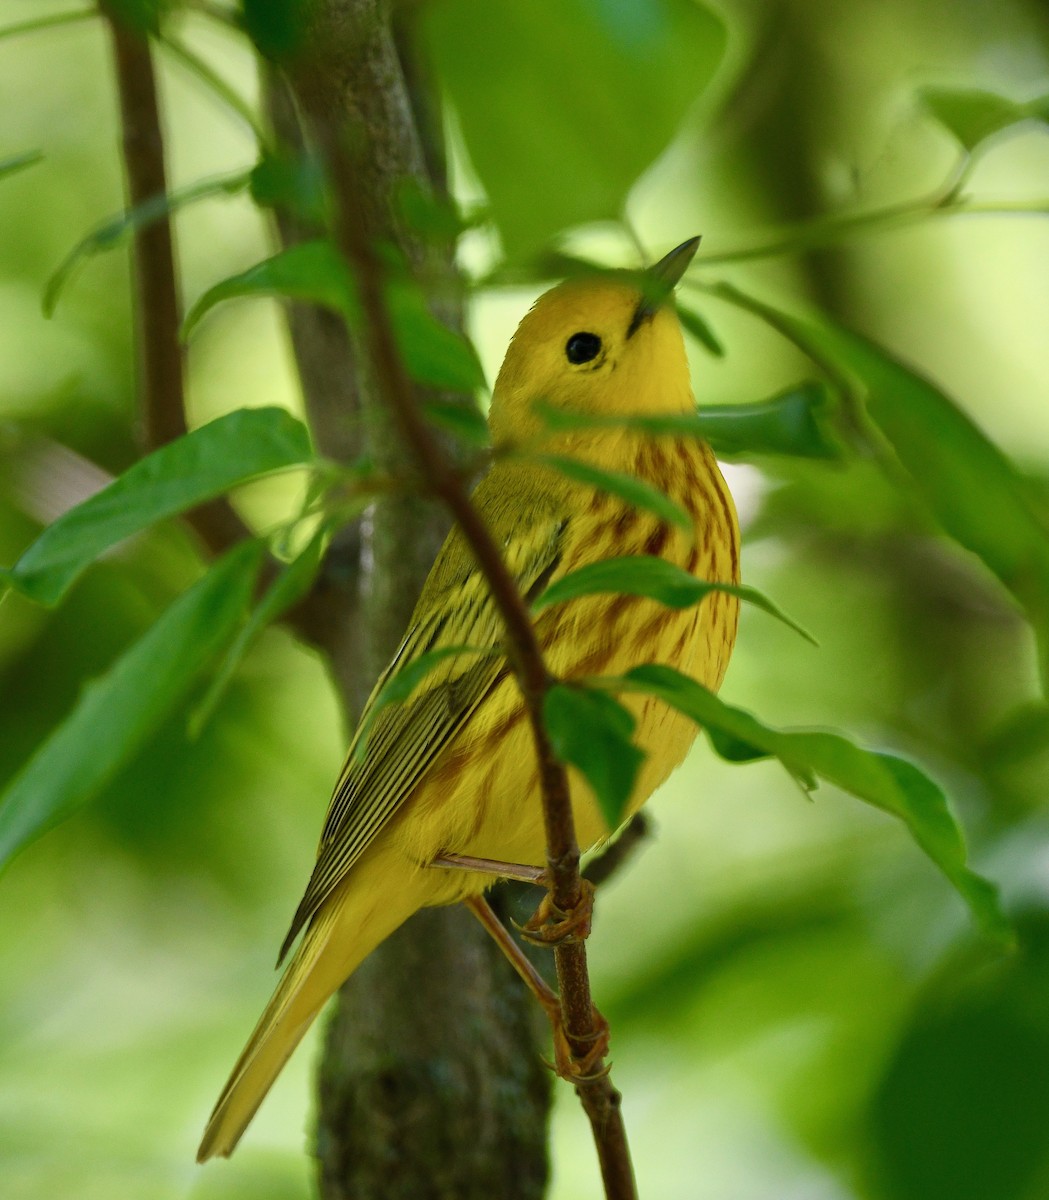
[[196, 846, 425, 1162]]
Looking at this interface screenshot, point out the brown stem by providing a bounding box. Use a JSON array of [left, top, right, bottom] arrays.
[[103, 7, 249, 556], [326, 134, 637, 1200]]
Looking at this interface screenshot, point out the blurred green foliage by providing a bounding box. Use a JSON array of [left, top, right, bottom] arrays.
[[1, 0, 1049, 1198]]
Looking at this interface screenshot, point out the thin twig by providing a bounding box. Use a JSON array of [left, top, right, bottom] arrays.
[[0, 8, 96, 42], [325, 132, 637, 1200], [692, 185, 1049, 268], [102, 7, 249, 557], [583, 814, 652, 888], [159, 34, 269, 145]]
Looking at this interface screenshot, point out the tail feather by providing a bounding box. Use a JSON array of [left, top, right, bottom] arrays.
[[197, 849, 424, 1161]]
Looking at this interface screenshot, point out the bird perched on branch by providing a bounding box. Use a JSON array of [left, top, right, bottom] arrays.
[[198, 237, 740, 1160]]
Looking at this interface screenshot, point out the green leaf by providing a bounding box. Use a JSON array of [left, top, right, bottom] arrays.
[[183, 241, 357, 338], [0, 149, 42, 179], [45, 170, 251, 316], [676, 301, 724, 357], [920, 86, 1032, 153], [609, 663, 1009, 940], [386, 281, 486, 391], [2, 408, 312, 606], [697, 384, 841, 460], [532, 555, 815, 644], [184, 244, 484, 392], [869, 915, 1049, 1200], [241, 0, 309, 61], [533, 453, 692, 532], [423, 399, 491, 447], [188, 526, 329, 738], [420, 0, 726, 256], [394, 177, 470, 241], [353, 645, 491, 760], [714, 285, 1049, 688], [543, 683, 644, 828], [533, 384, 841, 460], [250, 148, 327, 227], [0, 539, 264, 871]]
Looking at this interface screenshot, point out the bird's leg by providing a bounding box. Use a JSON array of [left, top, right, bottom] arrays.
[[432, 853, 595, 944], [464, 895, 560, 1017], [432, 852, 546, 885], [464, 895, 609, 1080]]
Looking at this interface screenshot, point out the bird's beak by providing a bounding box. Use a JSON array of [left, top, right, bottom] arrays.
[[627, 236, 700, 337]]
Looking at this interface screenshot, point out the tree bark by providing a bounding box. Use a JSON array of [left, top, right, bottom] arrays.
[[262, 2, 551, 1195]]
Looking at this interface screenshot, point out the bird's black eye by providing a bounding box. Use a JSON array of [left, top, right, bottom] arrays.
[[565, 332, 602, 364]]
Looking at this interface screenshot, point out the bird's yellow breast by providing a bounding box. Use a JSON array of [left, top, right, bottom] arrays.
[[391, 430, 739, 895]]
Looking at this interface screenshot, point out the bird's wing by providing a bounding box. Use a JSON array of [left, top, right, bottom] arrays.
[[277, 500, 569, 963]]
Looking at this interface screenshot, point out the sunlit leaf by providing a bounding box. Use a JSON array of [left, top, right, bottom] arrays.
[[1, 408, 312, 606], [420, 0, 726, 256], [188, 526, 330, 738], [533, 453, 692, 531], [45, 170, 251, 315], [543, 683, 644, 828], [0, 539, 264, 871], [920, 86, 1033, 153], [606, 663, 1009, 940], [533, 554, 815, 643], [183, 241, 357, 337]]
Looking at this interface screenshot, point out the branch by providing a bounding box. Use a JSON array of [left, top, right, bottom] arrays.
[[102, 7, 250, 557], [691, 181, 1049, 269], [583, 813, 651, 889], [326, 134, 637, 1200]]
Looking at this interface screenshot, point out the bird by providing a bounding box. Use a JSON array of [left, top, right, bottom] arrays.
[[197, 237, 740, 1161]]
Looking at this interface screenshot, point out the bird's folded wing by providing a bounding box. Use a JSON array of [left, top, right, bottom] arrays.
[[276, 510, 568, 963]]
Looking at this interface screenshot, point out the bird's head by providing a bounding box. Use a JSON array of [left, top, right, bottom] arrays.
[[489, 238, 700, 446]]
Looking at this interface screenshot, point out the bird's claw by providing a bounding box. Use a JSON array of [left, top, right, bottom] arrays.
[[517, 878, 595, 947], [543, 1006, 612, 1081]]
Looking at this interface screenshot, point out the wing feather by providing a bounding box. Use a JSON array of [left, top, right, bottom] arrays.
[[277, 506, 568, 963]]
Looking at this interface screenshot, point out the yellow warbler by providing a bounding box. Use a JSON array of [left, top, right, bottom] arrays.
[[197, 238, 739, 1161]]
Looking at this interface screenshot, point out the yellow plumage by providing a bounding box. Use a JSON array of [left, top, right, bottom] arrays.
[[197, 248, 740, 1161]]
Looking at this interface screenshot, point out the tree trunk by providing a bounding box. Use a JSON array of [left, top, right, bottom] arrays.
[[262, 2, 552, 1195]]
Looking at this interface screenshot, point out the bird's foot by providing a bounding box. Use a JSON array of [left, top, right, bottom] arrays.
[[518, 878, 595, 947], [545, 1006, 612, 1082]]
